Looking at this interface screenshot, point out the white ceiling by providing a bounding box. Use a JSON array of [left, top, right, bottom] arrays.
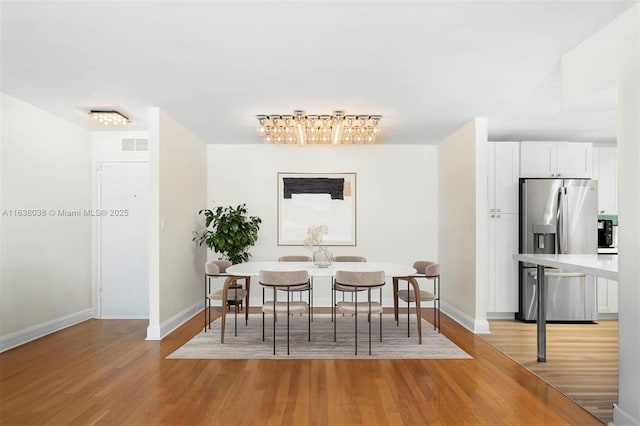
[[1, 1, 635, 144]]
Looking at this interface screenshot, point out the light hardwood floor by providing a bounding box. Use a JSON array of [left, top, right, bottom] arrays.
[[481, 319, 617, 424], [0, 309, 604, 425]]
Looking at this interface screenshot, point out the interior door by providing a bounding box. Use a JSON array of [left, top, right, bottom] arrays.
[[99, 161, 149, 318]]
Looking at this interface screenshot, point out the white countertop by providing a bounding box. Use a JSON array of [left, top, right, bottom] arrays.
[[512, 253, 618, 281], [227, 261, 416, 278], [597, 247, 618, 255]]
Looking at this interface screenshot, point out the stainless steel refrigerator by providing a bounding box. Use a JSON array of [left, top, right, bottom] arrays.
[[518, 178, 598, 322]]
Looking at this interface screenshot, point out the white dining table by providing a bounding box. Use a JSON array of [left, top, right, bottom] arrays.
[[226, 261, 416, 278]]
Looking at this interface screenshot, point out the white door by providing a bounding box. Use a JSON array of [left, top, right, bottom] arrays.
[[99, 161, 149, 318]]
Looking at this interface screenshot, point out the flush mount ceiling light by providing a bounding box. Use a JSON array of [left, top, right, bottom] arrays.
[[89, 110, 129, 125], [255, 110, 382, 145]]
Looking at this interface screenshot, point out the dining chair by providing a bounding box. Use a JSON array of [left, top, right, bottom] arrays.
[[332, 255, 367, 321], [278, 255, 313, 262], [393, 261, 440, 344], [278, 255, 314, 320], [333, 255, 367, 262], [333, 270, 385, 355], [205, 260, 251, 343], [259, 269, 311, 355]]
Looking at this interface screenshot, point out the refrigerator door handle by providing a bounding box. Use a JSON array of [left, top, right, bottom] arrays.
[[557, 187, 564, 254], [563, 187, 569, 253]]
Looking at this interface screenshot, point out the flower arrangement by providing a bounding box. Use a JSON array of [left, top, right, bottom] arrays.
[[303, 224, 328, 251]]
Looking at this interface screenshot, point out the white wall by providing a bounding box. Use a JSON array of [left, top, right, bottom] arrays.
[[437, 118, 489, 333], [206, 144, 438, 306], [615, 7, 640, 426], [0, 93, 93, 351], [561, 6, 640, 424], [147, 109, 206, 339]]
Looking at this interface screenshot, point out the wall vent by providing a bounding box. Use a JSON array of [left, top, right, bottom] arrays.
[[121, 138, 149, 152], [122, 138, 135, 151], [135, 138, 148, 151]]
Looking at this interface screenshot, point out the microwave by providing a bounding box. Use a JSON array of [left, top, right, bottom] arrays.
[[598, 219, 613, 248]]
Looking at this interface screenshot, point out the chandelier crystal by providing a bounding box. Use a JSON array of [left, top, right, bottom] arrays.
[[256, 110, 382, 145]]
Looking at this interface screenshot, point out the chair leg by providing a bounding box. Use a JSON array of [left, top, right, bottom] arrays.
[[354, 290, 358, 356], [380, 287, 383, 342], [204, 275, 208, 332], [220, 304, 227, 344], [407, 281, 410, 338], [410, 277, 423, 344], [333, 291, 337, 342], [245, 277, 250, 326], [273, 287, 277, 355], [393, 277, 399, 323], [310, 278, 314, 322], [286, 291, 290, 356], [368, 289, 372, 356], [436, 276, 440, 333], [234, 286, 238, 337], [331, 278, 336, 322], [308, 295, 311, 342]]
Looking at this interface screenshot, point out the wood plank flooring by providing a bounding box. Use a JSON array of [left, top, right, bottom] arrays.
[[0, 309, 604, 425], [481, 319, 617, 424]]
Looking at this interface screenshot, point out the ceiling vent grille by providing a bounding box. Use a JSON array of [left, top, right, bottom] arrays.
[[121, 138, 149, 152]]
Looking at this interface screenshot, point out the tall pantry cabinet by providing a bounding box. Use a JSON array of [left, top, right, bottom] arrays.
[[487, 142, 519, 315]]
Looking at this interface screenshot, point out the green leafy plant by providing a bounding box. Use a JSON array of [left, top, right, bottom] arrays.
[[193, 204, 262, 265]]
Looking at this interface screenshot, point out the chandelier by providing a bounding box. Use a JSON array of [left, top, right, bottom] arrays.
[[255, 110, 382, 145]]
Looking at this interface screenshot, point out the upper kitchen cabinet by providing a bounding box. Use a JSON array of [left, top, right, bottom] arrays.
[[592, 146, 618, 215], [488, 142, 520, 214], [520, 141, 593, 178]]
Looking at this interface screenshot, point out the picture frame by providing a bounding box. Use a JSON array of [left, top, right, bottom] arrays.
[[277, 172, 356, 246]]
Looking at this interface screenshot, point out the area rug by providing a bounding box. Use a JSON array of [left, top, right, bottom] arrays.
[[167, 314, 472, 359]]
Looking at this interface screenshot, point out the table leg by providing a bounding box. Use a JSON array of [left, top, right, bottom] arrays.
[[536, 264, 546, 362], [408, 277, 422, 344]]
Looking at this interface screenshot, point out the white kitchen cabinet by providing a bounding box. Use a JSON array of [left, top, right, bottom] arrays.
[[597, 277, 618, 314], [488, 141, 519, 214], [592, 146, 618, 215], [520, 141, 592, 178], [487, 213, 519, 313]]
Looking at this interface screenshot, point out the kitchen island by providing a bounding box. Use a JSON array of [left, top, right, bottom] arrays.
[[512, 253, 618, 362]]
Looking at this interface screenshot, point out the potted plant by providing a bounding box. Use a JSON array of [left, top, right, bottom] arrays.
[[193, 204, 262, 264]]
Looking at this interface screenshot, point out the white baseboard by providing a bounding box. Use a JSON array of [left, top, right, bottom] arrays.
[[598, 312, 619, 320], [100, 314, 149, 320], [145, 300, 201, 341], [611, 403, 640, 426], [441, 301, 491, 334], [487, 312, 517, 320], [0, 308, 95, 353]]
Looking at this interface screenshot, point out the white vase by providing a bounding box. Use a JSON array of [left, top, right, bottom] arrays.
[[313, 247, 333, 268]]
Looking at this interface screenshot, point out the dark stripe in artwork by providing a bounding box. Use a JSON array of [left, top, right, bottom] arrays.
[[283, 178, 345, 199]]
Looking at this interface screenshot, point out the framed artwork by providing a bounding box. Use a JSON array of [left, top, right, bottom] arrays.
[[277, 172, 356, 246]]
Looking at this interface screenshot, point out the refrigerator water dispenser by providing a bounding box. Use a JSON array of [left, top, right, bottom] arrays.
[[532, 224, 556, 254]]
